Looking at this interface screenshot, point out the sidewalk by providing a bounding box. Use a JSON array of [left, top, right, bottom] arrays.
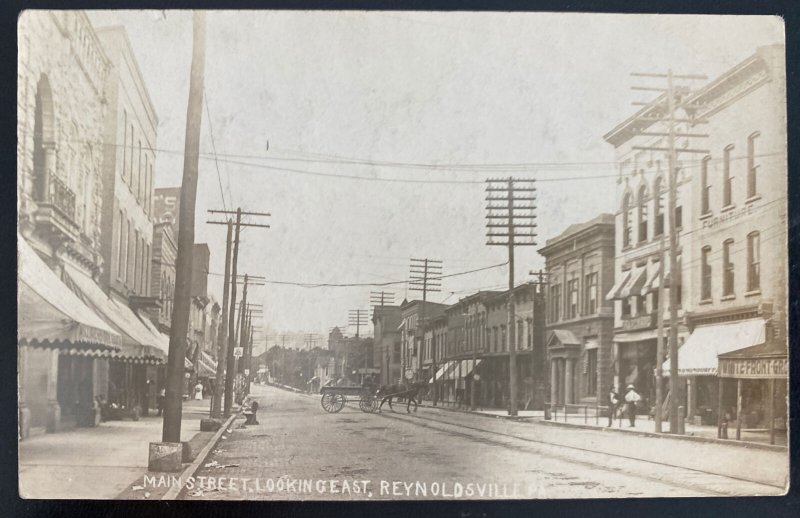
[[418, 400, 786, 449], [19, 397, 221, 499]]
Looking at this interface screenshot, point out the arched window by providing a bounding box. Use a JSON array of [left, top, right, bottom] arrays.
[[33, 75, 56, 202], [653, 177, 665, 237], [638, 185, 649, 242], [622, 191, 633, 248]]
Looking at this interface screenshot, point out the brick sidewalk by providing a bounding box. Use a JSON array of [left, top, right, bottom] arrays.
[[19, 397, 222, 499]]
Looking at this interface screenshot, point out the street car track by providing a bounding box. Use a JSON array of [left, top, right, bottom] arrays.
[[376, 410, 784, 497]]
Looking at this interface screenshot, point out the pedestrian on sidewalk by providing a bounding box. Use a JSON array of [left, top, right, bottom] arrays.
[[625, 384, 642, 427], [157, 388, 165, 416], [607, 386, 620, 427], [194, 381, 204, 400]]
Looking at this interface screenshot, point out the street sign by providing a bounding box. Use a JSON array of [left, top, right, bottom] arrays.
[[404, 369, 414, 380], [234, 347, 243, 358]]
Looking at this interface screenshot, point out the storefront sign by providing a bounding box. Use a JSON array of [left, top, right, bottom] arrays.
[[718, 357, 787, 379], [621, 314, 654, 332], [701, 203, 757, 231]]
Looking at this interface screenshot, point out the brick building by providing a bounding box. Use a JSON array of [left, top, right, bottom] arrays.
[[539, 214, 616, 407]]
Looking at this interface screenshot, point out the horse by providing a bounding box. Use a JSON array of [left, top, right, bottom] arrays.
[[376, 381, 429, 413]]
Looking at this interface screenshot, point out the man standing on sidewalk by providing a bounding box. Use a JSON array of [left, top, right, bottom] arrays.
[[625, 385, 642, 427]]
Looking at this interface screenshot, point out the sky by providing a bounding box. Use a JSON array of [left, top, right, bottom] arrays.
[[87, 11, 783, 351]]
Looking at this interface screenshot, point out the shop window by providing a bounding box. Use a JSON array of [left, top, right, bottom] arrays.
[[747, 132, 759, 198], [747, 232, 761, 291], [586, 349, 598, 396], [723, 239, 735, 296], [621, 297, 631, 317], [701, 246, 712, 300]]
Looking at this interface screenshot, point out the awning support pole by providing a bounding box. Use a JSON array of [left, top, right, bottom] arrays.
[[736, 378, 743, 441], [769, 378, 775, 445], [717, 377, 724, 439]]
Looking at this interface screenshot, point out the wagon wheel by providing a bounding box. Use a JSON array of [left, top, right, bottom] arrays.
[[321, 393, 346, 413], [359, 395, 378, 413]]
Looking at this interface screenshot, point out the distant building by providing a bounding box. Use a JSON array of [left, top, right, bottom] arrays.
[[399, 300, 448, 382], [149, 222, 176, 333], [372, 306, 402, 386]]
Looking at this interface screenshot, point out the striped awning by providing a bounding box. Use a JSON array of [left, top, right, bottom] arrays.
[[61, 263, 166, 363], [196, 351, 218, 378], [18, 236, 121, 351], [605, 270, 632, 301]]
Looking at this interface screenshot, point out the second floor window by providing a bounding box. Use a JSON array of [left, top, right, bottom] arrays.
[[567, 278, 579, 319], [747, 232, 761, 291], [723, 239, 735, 296], [550, 283, 561, 322], [701, 246, 712, 300], [747, 132, 760, 198], [723, 145, 734, 206], [701, 156, 711, 214], [584, 272, 598, 314]]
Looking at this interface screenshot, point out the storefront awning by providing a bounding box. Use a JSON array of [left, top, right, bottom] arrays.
[[62, 263, 166, 363], [18, 236, 121, 350], [614, 328, 660, 343], [429, 360, 457, 383], [452, 359, 483, 379], [196, 351, 218, 378], [605, 270, 631, 301], [619, 265, 647, 298], [663, 319, 766, 377]]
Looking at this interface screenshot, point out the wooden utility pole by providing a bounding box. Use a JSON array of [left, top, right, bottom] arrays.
[[486, 177, 537, 416], [410, 258, 442, 390], [224, 209, 240, 416], [630, 70, 707, 432], [207, 209, 270, 416], [655, 233, 666, 433], [162, 11, 206, 444], [211, 221, 232, 418]]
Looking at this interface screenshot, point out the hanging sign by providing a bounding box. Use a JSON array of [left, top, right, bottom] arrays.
[[404, 369, 414, 380], [244, 369, 250, 376], [234, 347, 244, 358]]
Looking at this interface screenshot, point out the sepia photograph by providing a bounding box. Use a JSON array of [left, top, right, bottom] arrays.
[[16, 9, 788, 501]]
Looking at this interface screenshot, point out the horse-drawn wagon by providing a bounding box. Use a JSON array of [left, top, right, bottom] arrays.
[[319, 385, 378, 413]]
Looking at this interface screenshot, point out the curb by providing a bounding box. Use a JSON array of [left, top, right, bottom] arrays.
[[417, 403, 786, 452], [161, 411, 239, 500], [534, 418, 787, 452]]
